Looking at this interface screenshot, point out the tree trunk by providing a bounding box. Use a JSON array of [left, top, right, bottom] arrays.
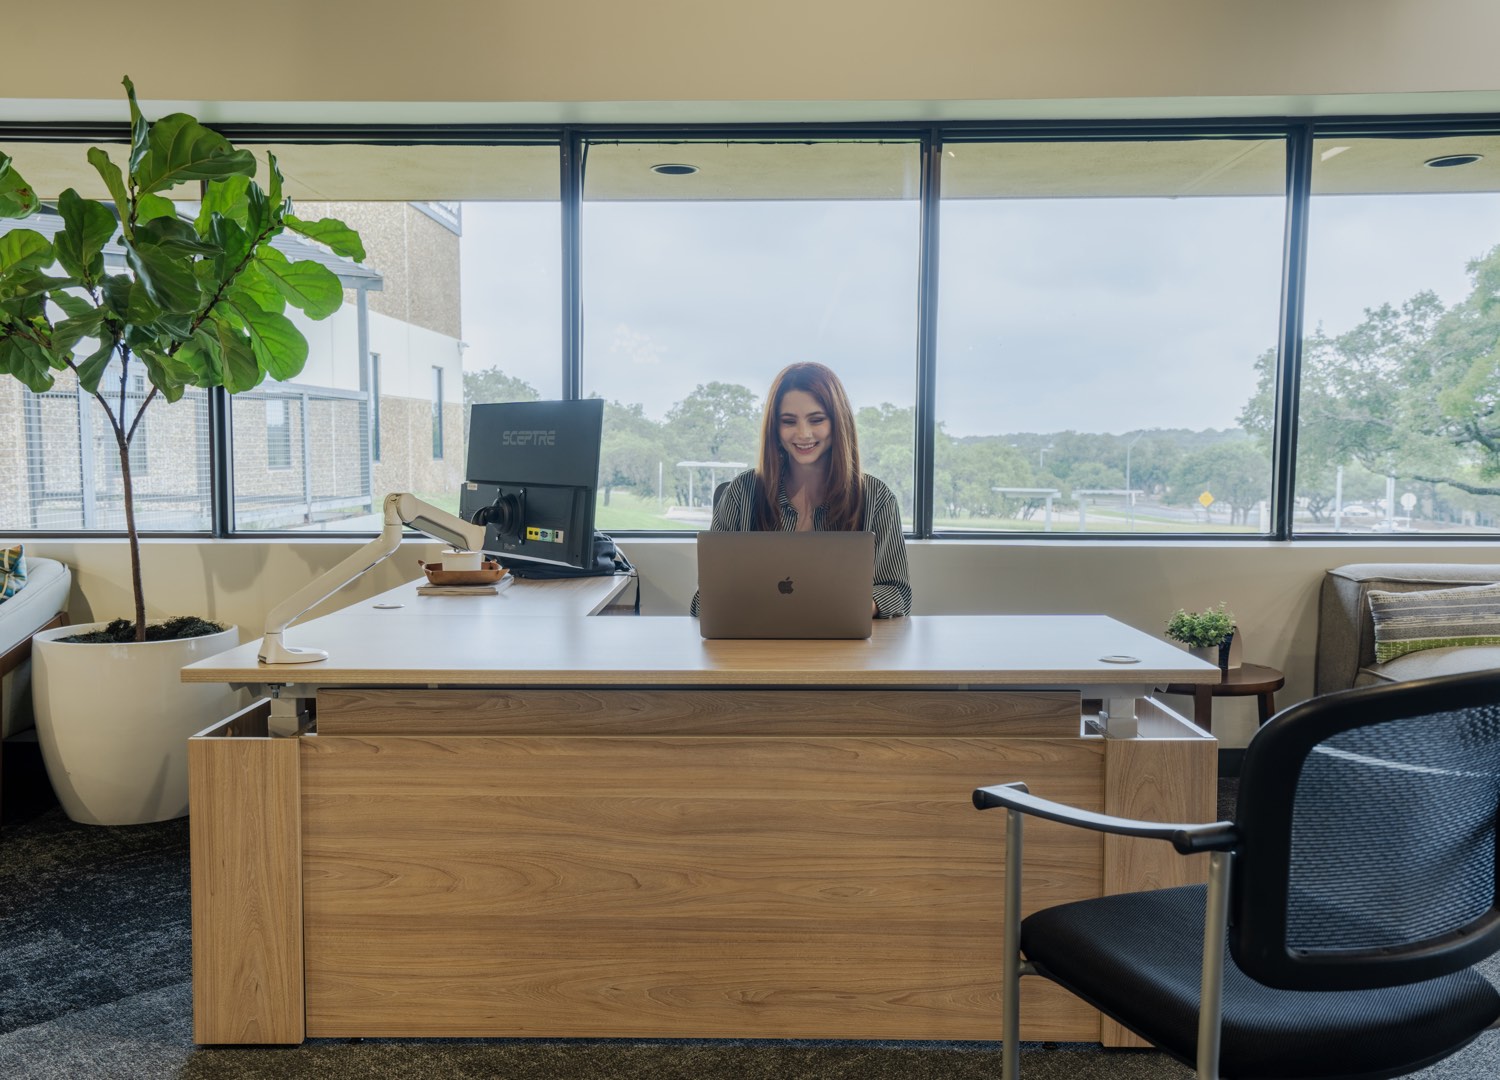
[[116, 426, 146, 642]]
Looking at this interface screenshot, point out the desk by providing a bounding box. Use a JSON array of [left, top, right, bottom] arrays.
[[1163, 662, 1286, 731], [183, 582, 1218, 1048]]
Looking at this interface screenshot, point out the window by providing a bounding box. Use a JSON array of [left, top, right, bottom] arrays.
[[432, 365, 445, 459], [1294, 132, 1500, 535], [266, 399, 293, 470], [580, 139, 922, 533], [224, 144, 561, 529], [371, 352, 382, 463], [10, 119, 1500, 543], [936, 136, 1287, 535]]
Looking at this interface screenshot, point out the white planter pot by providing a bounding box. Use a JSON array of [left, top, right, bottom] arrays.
[[32, 622, 244, 826]]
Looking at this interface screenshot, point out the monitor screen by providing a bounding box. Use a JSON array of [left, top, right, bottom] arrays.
[[461, 398, 603, 571]]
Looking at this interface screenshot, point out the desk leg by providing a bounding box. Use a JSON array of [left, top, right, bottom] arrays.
[[1194, 686, 1214, 731], [1257, 692, 1276, 725]]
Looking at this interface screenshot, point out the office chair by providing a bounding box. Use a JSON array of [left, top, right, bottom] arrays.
[[974, 669, 1500, 1080]]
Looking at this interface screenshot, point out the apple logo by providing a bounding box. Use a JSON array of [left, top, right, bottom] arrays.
[[778, 577, 794, 595]]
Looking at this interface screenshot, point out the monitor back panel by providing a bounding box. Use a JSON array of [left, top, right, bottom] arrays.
[[696, 531, 875, 639]]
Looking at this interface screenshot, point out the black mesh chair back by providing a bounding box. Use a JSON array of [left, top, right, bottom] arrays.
[[1233, 671, 1500, 991], [976, 668, 1500, 1080]]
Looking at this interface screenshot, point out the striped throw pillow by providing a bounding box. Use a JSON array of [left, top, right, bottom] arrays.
[[0, 544, 25, 603], [1369, 582, 1500, 663]]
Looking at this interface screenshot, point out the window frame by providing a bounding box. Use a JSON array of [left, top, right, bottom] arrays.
[[3, 115, 1500, 541]]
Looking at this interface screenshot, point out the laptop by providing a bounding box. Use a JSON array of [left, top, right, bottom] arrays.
[[696, 531, 876, 640]]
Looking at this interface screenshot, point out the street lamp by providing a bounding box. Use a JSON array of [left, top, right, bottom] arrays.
[[1124, 431, 1145, 529]]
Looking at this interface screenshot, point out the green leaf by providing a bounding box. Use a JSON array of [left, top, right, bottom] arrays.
[[207, 214, 251, 284], [75, 338, 116, 393], [133, 113, 256, 194], [284, 214, 365, 261], [172, 327, 224, 387], [53, 189, 118, 284], [0, 229, 53, 271], [137, 349, 189, 403], [254, 245, 343, 319], [48, 289, 95, 320], [123, 76, 150, 175], [125, 241, 202, 314], [244, 181, 271, 238], [266, 151, 284, 215], [0, 334, 56, 391], [87, 148, 130, 226], [197, 175, 249, 233], [226, 295, 307, 381], [210, 313, 261, 392], [135, 192, 177, 226], [50, 307, 105, 353], [137, 215, 221, 257], [0, 154, 40, 219], [0, 268, 72, 302], [226, 261, 285, 316]]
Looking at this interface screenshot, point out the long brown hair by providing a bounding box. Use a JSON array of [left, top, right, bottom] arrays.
[[753, 362, 863, 531]]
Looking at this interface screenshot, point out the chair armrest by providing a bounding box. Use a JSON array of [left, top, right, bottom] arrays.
[[973, 782, 1239, 854]]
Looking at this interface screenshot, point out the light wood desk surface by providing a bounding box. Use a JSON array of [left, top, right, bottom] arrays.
[[185, 574, 1219, 690]]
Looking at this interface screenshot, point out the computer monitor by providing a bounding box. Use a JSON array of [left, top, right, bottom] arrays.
[[460, 398, 603, 571]]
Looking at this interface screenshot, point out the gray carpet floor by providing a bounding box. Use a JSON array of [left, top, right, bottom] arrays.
[[3, 747, 1498, 1079]]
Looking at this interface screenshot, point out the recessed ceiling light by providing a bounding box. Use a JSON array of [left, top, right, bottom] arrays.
[[1424, 154, 1483, 168], [651, 163, 698, 176], [1319, 145, 1351, 162]]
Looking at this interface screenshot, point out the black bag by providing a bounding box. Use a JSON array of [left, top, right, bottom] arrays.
[[499, 531, 632, 579]]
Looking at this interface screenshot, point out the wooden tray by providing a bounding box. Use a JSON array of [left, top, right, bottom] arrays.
[[419, 560, 508, 586]]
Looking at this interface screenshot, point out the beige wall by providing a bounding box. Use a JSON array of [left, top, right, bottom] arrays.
[[3, 2, 1500, 121], [20, 535, 1500, 750]]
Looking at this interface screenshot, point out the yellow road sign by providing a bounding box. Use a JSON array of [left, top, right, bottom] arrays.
[[1198, 491, 1215, 508]]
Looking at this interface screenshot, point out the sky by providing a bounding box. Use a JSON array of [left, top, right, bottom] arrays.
[[459, 192, 1500, 439]]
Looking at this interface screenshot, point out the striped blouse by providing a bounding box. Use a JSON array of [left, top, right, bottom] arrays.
[[689, 469, 913, 619]]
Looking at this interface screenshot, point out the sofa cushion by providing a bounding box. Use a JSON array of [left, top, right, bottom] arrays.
[[0, 544, 24, 602], [1369, 582, 1500, 662], [1356, 644, 1500, 686]]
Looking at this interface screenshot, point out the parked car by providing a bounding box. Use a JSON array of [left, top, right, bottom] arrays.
[[1341, 505, 1373, 517]]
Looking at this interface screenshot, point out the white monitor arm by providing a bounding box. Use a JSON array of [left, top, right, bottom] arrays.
[[258, 492, 489, 665]]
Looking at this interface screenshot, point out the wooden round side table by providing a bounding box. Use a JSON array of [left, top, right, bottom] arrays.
[[1162, 662, 1286, 732]]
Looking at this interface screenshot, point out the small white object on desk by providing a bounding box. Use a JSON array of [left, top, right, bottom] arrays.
[[441, 548, 483, 572]]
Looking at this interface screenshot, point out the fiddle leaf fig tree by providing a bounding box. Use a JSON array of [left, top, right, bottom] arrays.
[[0, 77, 364, 642]]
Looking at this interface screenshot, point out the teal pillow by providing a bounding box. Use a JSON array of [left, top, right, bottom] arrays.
[[0, 543, 25, 602], [1369, 582, 1500, 663]]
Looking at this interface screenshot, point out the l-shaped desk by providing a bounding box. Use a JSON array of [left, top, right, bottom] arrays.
[[183, 574, 1219, 1047]]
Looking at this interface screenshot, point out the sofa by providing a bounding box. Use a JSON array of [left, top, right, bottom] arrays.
[[1, 556, 72, 815], [1316, 563, 1500, 694]]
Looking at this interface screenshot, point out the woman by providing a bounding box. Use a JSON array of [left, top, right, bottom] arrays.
[[691, 362, 912, 619]]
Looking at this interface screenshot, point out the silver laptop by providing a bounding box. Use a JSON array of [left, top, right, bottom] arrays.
[[696, 531, 875, 640]]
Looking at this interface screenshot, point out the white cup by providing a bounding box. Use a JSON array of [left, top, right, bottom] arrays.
[[442, 548, 483, 572]]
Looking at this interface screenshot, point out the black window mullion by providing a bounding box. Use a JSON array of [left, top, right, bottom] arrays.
[[561, 131, 584, 400], [1270, 122, 1313, 541], [913, 128, 942, 538]]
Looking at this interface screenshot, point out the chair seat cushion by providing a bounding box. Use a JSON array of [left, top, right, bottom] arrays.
[[1022, 884, 1500, 1080]]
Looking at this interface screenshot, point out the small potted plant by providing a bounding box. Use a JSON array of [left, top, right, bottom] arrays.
[[1165, 602, 1237, 672]]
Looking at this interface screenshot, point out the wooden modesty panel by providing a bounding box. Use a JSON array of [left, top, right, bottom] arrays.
[[315, 688, 1083, 737], [189, 701, 305, 1045], [299, 726, 1108, 1041]]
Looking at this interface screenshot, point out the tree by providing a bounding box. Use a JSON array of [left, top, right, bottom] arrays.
[[664, 381, 759, 503], [1169, 440, 1269, 525], [463, 365, 539, 446], [1241, 244, 1500, 506], [599, 398, 668, 505], [0, 78, 362, 641]]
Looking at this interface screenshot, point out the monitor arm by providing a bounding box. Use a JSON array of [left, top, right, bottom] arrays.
[[258, 492, 489, 665]]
